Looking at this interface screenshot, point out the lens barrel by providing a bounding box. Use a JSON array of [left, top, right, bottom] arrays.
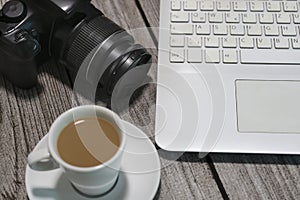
[[63, 16, 123, 70], [62, 15, 151, 95]]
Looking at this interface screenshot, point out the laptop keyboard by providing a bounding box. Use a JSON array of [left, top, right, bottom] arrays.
[[169, 0, 300, 64]]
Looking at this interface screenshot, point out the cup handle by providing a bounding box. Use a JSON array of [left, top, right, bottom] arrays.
[[28, 148, 58, 170]]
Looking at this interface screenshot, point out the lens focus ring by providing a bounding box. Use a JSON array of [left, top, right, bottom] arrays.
[[64, 16, 123, 70]]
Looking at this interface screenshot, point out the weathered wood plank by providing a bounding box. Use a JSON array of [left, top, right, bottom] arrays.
[[136, 0, 160, 28], [157, 153, 223, 200], [137, 0, 300, 199], [0, 77, 21, 200], [211, 154, 300, 200], [136, 0, 160, 40]]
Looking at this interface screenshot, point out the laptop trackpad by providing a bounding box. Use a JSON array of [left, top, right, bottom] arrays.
[[236, 80, 300, 133]]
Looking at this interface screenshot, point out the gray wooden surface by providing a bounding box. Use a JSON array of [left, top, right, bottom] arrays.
[[0, 0, 299, 199]]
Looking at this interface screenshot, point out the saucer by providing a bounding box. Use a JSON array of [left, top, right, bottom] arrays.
[[26, 120, 161, 200]]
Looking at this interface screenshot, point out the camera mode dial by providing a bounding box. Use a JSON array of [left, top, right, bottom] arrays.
[[2, 0, 26, 22]]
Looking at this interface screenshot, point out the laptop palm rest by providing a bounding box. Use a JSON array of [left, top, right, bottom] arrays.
[[236, 80, 300, 133]]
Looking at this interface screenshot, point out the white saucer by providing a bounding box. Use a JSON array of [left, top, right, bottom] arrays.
[[26, 120, 161, 200]]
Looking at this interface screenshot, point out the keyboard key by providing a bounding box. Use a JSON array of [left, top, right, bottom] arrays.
[[281, 25, 297, 36], [293, 14, 300, 24], [230, 25, 245, 36], [170, 49, 185, 63], [216, 1, 230, 11], [205, 49, 220, 63], [265, 25, 279, 36], [257, 38, 272, 49], [250, 1, 264, 12], [187, 49, 202, 63], [274, 38, 289, 49], [171, 12, 189, 22], [213, 24, 228, 35], [225, 13, 240, 23], [223, 50, 238, 63], [196, 24, 210, 35], [183, 0, 198, 11], [276, 13, 291, 24], [247, 25, 262, 36], [170, 36, 185, 47], [200, 1, 214, 11], [240, 37, 254, 48], [233, 1, 247, 12], [283, 2, 298, 12], [171, 24, 193, 34], [208, 12, 223, 23], [291, 38, 300, 49], [205, 37, 219, 47], [222, 37, 237, 48], [242, 13, 257, 24], [259, 13, 274, 24], [192, 12, 206, 23], [171, 0, 181, 11], [266, 1, 281, 12], [187, 36, 202, 47], [240, 49, 300, 64]]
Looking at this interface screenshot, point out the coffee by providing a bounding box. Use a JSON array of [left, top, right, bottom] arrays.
[[57, 117, 120, 167]]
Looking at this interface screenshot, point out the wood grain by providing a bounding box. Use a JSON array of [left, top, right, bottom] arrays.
[[211, 154, 300, 200], [0, 77, 20, 200]]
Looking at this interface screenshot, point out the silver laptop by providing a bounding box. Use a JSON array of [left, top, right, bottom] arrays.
[[155, 0, 300, 154]]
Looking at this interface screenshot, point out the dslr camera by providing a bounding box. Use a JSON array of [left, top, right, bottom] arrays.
[[0, 0, 151, 96]]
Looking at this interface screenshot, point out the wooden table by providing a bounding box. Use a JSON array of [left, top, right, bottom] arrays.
[[1, 0, 300, 199]]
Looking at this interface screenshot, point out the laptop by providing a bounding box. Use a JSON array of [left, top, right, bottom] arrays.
[[155, 0, 300, 154]]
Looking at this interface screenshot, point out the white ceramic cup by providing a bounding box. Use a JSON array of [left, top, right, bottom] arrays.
[[27, 105, 126, 196]]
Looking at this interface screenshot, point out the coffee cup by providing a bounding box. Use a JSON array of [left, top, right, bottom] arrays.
[[27, 105, 126, 196]]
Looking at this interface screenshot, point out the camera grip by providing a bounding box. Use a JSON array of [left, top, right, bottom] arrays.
[[0, 50, 38, 88], [0, 33, 40, 88]]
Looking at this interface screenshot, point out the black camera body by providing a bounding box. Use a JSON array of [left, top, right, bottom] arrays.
[[0, 0, 151, 95]]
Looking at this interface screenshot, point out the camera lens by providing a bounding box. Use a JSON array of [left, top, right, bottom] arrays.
[[61, 15, 151, 96]]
